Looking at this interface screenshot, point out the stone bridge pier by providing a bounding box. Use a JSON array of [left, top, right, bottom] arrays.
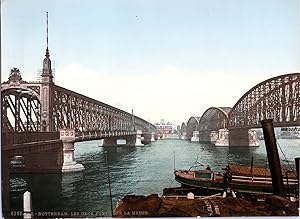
[[102, 130, 146, 146], [228, 128, 259, 146], [199, 131, 212, 143], [180, 132, 187, 140], [5, 140, 63, 174], [141, 132, 155, 145], [60, 129, 85, 172], [229, 128, 248, 146], [191, 131, 199, 142], [4, 131, 85, 174], [151, 132, 156, 141]]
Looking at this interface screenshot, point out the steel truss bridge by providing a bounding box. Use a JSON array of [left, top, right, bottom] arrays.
[[1, 69, 156, 141], [1, 45, 158, 182], [185, 73, 300, 143]]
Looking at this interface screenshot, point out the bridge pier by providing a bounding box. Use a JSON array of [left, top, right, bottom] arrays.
[[102, 130, 145, 146], [151, 132, 155, 142], [191, 131, 199, 142], [103, 137, 118, 146], [141, 132, 153, 145], [248, 130, 259, 146], [199, 131, 213, 142], [228, 128, 259, 146], [210, 131, 218, 143], [135, 130, 144, 146], [229, 129, 248, 146], [180, 132, 187, 140], [60, 129, 85, 172], [215, 129, 229, 146]]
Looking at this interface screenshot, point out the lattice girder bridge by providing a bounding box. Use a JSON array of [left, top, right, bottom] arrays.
[[228, 73, 300, 129], [184, 72, 300, 145], [1, 69, 156, 142]]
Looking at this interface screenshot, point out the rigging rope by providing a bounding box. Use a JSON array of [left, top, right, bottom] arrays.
[[276, 141, 297, 177]]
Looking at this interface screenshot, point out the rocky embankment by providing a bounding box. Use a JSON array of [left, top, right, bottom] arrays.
[[114, 194, 298, 217]]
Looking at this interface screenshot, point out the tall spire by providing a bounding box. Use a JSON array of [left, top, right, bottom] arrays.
[[47, 11, 48, 48], [42, 11, 53, 82], [45, 11, 50, 58]]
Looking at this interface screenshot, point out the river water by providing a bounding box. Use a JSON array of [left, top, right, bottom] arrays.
[[9, 139, 300, 216]]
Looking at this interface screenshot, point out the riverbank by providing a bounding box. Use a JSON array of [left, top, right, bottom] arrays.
[[114, 193, 299, 217]]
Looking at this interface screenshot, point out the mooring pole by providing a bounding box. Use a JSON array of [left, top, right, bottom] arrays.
[[23, 191, 32, 219], [260, 119, 285, 196], [295, 157, 300, 201], [295, 157, 300, 183], [105, 151, 114, 217], [250, 156, 254, 177]]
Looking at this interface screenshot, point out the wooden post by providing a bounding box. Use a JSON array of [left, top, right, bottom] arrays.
[[260, 119, 285, 196], [23, 191, 32, 219], [295, 157, 300, 183], [105, 151, 113, 217], [2, 150, 10, 216]]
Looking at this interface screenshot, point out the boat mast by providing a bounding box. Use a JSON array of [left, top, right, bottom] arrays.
[[250, 156, 254, 179], [173, 150, 176, 171]]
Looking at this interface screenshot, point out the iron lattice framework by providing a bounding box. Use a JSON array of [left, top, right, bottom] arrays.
[[228, 73, 300, 129], [180, 122, 186, 134], [1, 69, 156, 139], [52, 85, 156, 139], [2, 88, 41, 132], [198, 107, 232, 132], [186, 116, 200, 139]]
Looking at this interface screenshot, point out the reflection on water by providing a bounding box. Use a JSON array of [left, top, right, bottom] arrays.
[[9, 139, 300, 215]]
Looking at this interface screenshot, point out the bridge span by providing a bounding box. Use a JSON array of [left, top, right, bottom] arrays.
[[1, 45, 157, 174], [185, 73, 300, 146]]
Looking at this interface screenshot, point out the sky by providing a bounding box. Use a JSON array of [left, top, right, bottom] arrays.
[[2, 0, 300, 125]]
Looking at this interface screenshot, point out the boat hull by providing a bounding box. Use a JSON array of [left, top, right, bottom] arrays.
[[175, 175, 224, 192], [175, 169, 298, 195]]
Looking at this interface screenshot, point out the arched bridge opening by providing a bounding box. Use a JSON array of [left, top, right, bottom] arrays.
[[186, 117, 200, 140], [198, 107, 231, 142], [179, 122, 187, 139]]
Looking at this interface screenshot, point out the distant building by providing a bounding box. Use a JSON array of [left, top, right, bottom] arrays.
[[155, 123, 173, 135], [154, 120, 179, 139]]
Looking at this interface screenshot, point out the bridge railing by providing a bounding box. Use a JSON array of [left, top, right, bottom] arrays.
[[1, 131, 60, 146]]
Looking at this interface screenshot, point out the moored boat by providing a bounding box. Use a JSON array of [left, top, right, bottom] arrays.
[[174, 164, 298, 196]]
